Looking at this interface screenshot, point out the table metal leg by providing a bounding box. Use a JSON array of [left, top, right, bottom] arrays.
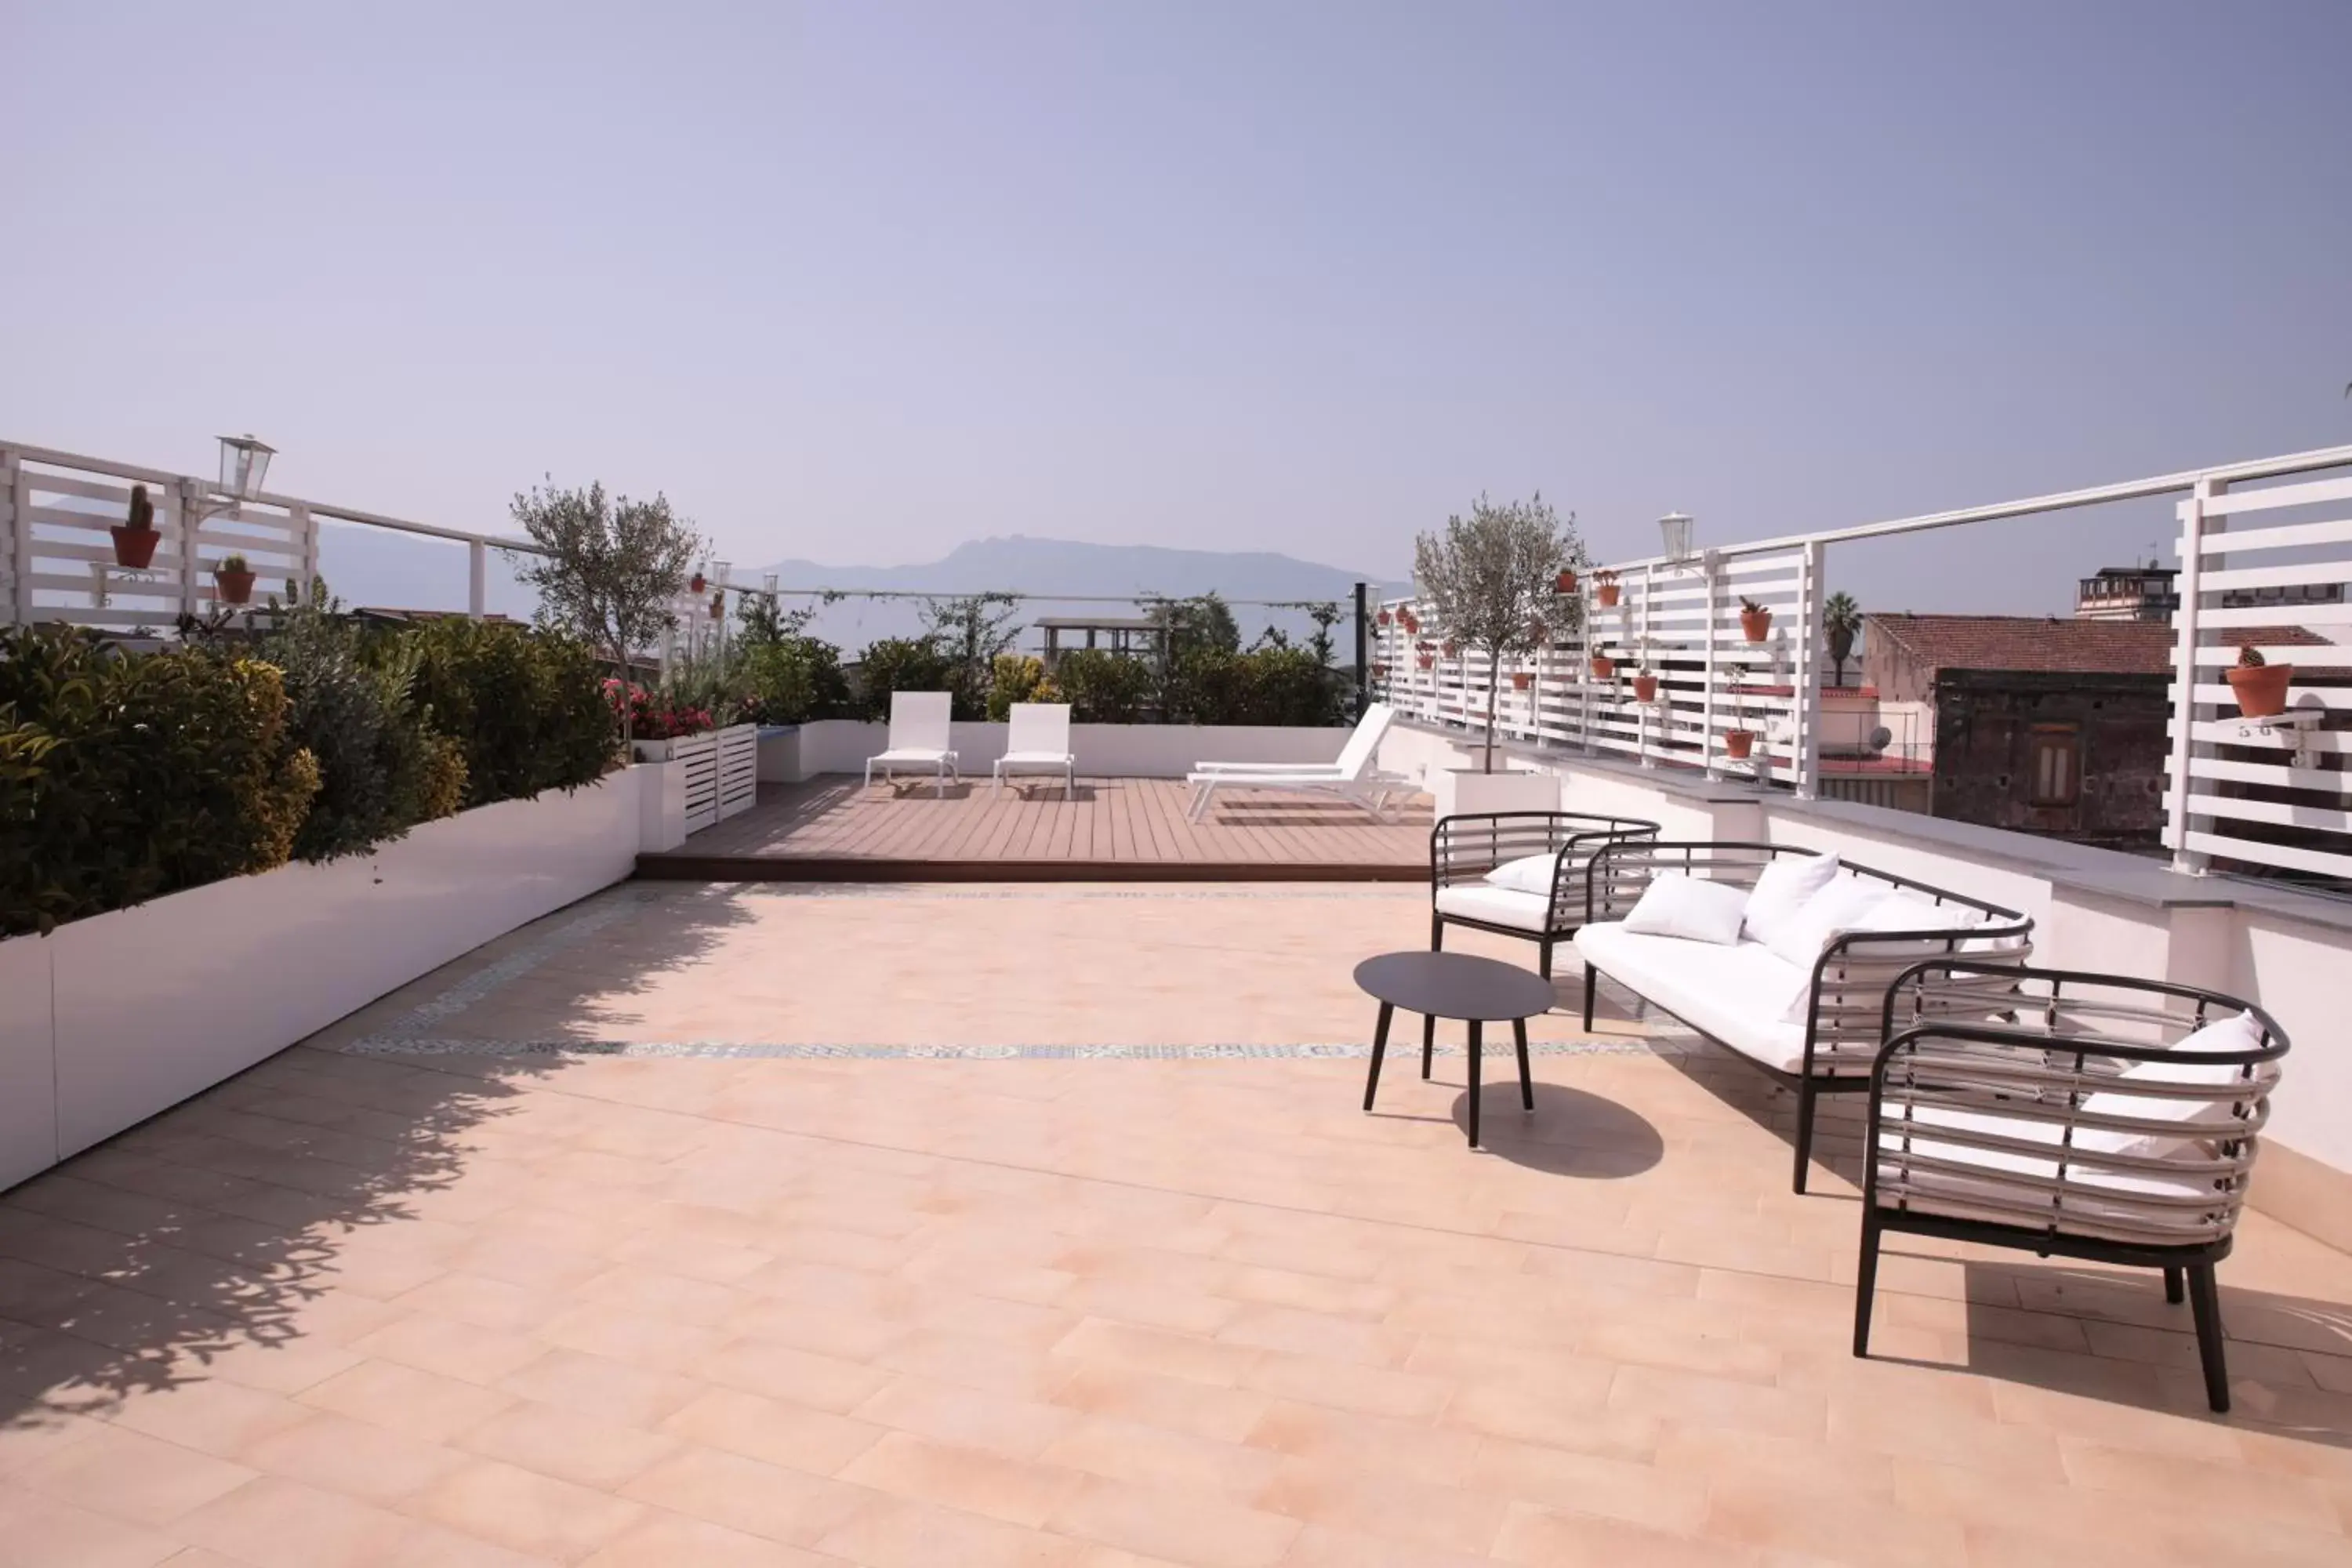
[[1466, 1018, 1483, 1147], [1513, 1015, 1534, 1110], [1421, 1014, 1435, 1079], [1362, 1002, 1393, 1112]]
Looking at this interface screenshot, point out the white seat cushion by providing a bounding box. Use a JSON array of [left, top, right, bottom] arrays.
[[872, 747, 951, 764], [1875, 1102, 2223, 1226], [1573, 922, 1815, 1072], [998, 750, 1071, 765], [1436, 884, 1555, 934]]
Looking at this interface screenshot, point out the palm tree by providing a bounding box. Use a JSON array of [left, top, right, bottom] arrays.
[[1823, 592, 1862, 689]]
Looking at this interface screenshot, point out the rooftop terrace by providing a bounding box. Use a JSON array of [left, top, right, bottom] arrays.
[[3, 883, 2348, 1567]]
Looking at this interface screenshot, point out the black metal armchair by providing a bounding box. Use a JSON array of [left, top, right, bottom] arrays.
[[1857, 960, 2289, 1412]]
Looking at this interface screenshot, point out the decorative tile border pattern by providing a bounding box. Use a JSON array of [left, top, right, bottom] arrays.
[[346, 1036, 1668, 1060], [342, 880, 1673, 1063]]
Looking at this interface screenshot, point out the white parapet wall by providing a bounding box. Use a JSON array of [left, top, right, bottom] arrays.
[[0, 766, 655, 1190], [1377, 717, 2352, 1250], [771, 720, 1356, 782]]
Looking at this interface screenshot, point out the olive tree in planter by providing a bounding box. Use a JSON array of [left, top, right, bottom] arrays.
[[507, 479, 703, 750], [1413, 492, 1584, 819]]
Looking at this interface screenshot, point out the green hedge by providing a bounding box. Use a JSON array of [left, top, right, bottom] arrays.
[[1, 616, 615, 940]]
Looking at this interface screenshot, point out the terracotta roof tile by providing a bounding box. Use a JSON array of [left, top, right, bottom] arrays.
[[1865, 614, 2175, 676]]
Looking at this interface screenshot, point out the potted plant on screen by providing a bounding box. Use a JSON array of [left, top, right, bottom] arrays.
[[213, 554, 256, 605], [1740, 595, 1773, 643], [1724, 660, 1757, 760], [1593, 568, 1621, 608], [112, 483, 162, 568], [1413, 492, 1584, 820], [2226, 644, 2292, 718]]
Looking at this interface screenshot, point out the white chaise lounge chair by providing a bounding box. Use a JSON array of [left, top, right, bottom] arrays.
[[864, 690, 959, 796], [1185, 702, 1409, 822], [993, 702, 1075, 799]]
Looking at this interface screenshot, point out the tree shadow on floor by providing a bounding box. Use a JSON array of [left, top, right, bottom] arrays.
[[0, 880, 761, 1432]]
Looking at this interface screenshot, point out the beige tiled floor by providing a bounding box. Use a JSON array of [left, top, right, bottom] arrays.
[[2, 884, 2349, 1566]]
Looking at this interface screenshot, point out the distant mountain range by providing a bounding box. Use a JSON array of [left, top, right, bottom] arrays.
[[314, 528, 1403, 655]]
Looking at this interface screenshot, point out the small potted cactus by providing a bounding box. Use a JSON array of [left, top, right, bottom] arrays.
[[112, 483, 162, 568], [213, 554, 256, 604], [1632, 667, 1659, 704], [1589, 651, 1614, 680], [1739, 596, 1773, 643], [1594, 569, 1621, 608], [2226, 644, 2292, 718], [709, 590, 725, 620]]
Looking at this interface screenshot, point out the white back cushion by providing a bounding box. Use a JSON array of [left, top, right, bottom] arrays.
[[889, 689, 952, 750], [1741, 853, 1840, 946], [1765, 875, 1917, 968], [1622, 873, 1748, 946], [2074, 1010, 2268, 1158], [1484, 852, 1559, 895]]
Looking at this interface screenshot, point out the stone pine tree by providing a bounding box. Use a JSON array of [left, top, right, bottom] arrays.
[[506, 479, 703, 677], [1413, 493, 1584, 773]]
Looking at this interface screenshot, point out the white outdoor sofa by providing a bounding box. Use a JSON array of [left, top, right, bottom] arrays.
[[864, 690, 959, 796], [1859, 961, 2287, 1412], [993, 702, 1075, 799], [1185, 702, 1414, 823], [1570, 840, 2034, 1192]]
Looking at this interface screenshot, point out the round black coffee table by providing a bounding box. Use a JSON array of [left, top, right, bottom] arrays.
[[1353, 951, 1557, 1147]]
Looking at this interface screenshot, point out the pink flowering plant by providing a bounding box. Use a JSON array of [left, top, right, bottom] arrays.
[[602, 678, 713, 741]]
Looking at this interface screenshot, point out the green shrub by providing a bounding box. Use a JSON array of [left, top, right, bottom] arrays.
[[266, 610, 441, 861], [985, 653, 1057, 720], [740, 636, 850, 724], [1157, 646, 1344, 726], [400, 619, 612, 803], [0, 628, 318, 937], [1051, 649, 1156, 722], [854, 637, 957, 720]]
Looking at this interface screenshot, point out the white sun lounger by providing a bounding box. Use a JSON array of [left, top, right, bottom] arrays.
[[865, 690, 960, 797], [993, 702, 1075, 799], [1185, 702, 1410, 822]]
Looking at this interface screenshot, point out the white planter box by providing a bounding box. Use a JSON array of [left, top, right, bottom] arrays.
[[0, 771, 642, 1185], [1431, 766, 1559, 822]]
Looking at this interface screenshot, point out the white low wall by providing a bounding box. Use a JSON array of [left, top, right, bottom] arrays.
[[1378, 720, 2352, 1240], [780, 720, 1352, 780], [0, 768, 649, 1189]]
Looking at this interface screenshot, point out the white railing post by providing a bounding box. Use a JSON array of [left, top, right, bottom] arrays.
[[175, 477, 204, 622], [468, 539, 488, 620], [289, 503, 315, 603], [1791, 542, 1824, 798], [1577, 585, 1594, 754], [1637, 564, 1655, 768], [4, 448, 28, 626], [2165, 476, 2219, 873], [1700, 550, 1721, 777]]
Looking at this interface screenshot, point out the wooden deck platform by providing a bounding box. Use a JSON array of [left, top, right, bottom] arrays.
[[636, 776, 1434, 881]]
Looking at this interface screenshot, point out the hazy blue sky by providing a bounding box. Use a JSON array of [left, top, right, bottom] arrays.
[[5, 2, 2347, 613]]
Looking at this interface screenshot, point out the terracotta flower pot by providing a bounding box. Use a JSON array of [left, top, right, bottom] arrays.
[[1417, 653, 1434, 670], [1740, 606, 1773, 642], [1512, 671, 1532, 691], [1443, 641, 1460, 658], [1596, 583, 1621, 608], [1632, 674, 1659, 703], [1725, 729, 1756, 760], [1377, 610, 1392, 626], [2226, 662, 2293, 718], [1589, 655, 1614, 680], [213, 568, 256, 605], [1401, 613, 1419, 634], [690, 574, 706, 593], [1555, 569, 1577, 593], [111, 527, 160, 568]]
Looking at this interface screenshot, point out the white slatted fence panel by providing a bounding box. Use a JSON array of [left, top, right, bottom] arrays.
[[715, 723, 759, 821]]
